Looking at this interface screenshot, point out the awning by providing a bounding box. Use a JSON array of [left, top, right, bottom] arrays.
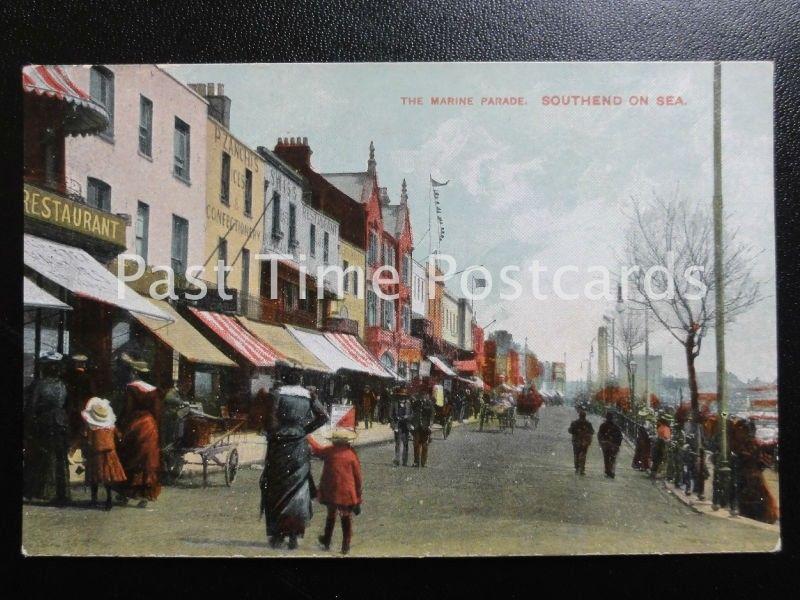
[[324, 331, 395, 378], [24, 234, 171, 321], [237, 316, 332, 374], [22, 65, 110, 136], [189, 308, 283, 368], [132, 300, 235, 367], [428, 356, 456, 377], [286, 326, 371, 375], [453, 359, 477, 374], [24, 277, 72, 310]]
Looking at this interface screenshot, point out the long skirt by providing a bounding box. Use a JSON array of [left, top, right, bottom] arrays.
[[262, 435, 315, 538]]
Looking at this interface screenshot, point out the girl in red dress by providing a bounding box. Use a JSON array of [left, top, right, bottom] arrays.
[[81, 397, 126, 510]]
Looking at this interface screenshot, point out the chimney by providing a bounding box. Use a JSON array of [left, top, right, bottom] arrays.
[[400, 178, 408, 205], [367, 141, 376, 176], [189, 81, 232, 128], [379, 186, 390, 206], [273, 135, 312, 171]]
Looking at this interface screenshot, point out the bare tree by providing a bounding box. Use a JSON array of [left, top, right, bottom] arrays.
[[623, 191, 762, 417], [613, 307, 647, 408]]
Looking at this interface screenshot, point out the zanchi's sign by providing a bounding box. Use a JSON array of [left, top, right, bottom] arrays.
[[23, 184, 126, 247]]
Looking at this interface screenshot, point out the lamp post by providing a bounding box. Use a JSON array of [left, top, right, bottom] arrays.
[[630, 360, 638, 414]]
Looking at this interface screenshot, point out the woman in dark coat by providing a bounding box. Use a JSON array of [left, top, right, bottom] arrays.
[[116, 380, 162, 507], [632, 424, 652, 471], [260, 379, 328, 550]]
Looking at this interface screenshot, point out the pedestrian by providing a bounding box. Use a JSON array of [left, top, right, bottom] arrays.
[[23, 351, 71, 505], [65, 353, 96, 453], [649, 416, 672, 479], [161, 379, 191, 449], [361, 385, 376, 430], [308, 428, 363, 555], [260, 374, 329, 550], [631, 423, 652, 471], [80, 397, 126, 510], [389, 386, 413, 466], [453, 388, 464, 423], [597, 411, 623, 478], [568, 409, 594, 475], [116, 380, 162, 508], [410, 391, 435, 467]]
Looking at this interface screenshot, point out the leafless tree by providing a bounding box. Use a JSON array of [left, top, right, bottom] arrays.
[[613, 307, 647, 407], [623, 191, 762, 417]]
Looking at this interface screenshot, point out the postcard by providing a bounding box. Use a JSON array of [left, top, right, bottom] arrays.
[[22, 61, 778, 556]]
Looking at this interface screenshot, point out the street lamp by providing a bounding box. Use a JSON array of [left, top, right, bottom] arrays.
[[630, 360, 638, 414]]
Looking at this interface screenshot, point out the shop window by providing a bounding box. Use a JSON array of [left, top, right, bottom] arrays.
[[173, 117, 191, 182], [138, 95, 153, 157], [220, 152, 231, 204], [90, 66, 114, 139], [87, 177, 111, 212]]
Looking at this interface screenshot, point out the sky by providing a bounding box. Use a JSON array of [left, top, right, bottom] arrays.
[[164, 62, 776, 383]]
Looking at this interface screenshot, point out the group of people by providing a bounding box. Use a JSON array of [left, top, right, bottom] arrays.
[[568, 410, 623, 478], [23, 351, 164, 509]]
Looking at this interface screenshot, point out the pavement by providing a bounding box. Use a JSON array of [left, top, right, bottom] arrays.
[[24, 406, 780, 556]]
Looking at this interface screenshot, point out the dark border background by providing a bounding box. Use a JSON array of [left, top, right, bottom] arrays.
[[1, 0, 798, 596]]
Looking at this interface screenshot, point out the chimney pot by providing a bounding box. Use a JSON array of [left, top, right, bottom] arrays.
[[207, 82, 215, 95], [303, 136, 308, 145], [217, 83, 224, 95]]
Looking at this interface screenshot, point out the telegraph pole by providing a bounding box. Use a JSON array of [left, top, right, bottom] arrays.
[[711, 61, 731, 512]]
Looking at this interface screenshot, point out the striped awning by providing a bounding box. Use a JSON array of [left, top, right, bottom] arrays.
[[22, 65, 110, 135], [324, 331, 395, 378], [189, 308, 283, 368], [453, 359, 478, 374], [428, 356, 456, 377], [236, 316, 332, 374]]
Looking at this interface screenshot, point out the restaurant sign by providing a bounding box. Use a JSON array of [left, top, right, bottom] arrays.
[[24, 183, 127, 247]]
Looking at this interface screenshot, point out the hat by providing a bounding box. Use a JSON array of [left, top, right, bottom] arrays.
[[71, 354, 88, 362], [128, 380, 157, 394], [81, 397, 116, 428], [328, 428, 358, 443], [39, 350, 63, 362]]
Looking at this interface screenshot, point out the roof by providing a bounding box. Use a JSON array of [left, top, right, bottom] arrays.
[[321, 172, 371, 204], [188, 308, 283, 368], [236, 317, 331, 373], [24, 277, 72, 310], [382, 204, 404, 237], [133, 300, 236, 367], [22, 65, 109, 135], [24, 234, 171, 321]]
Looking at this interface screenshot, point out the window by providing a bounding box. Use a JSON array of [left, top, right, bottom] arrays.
[[288, 204, 297, 245], [244, 169, 253, 216], [368, 231, 378, 264], [90, 66, 114, 138], [367, 291, 378, 326], [353, 268, 359, 295], [173, 118, 191, 181], [86, 177, 111, 212], [383, 299, 395, 331], [271, 193, 281, 237], [342, 260, 349, 293], [135, 202, 149, 262], [220, 152, 231, 204], [171, 215, 189, 276], [138, 95, 153, 156], [309, 223, 316, 257], [217, 237, 228, 287], [403, 254, 411, 286], [403, 305, 411, 333], [241, 248, 250, 299], [323, 231, 330, 264]]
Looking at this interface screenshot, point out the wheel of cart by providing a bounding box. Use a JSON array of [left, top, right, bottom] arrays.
[[435, 403, 453, 439]]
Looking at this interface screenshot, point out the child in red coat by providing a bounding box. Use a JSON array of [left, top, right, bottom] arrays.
[[308, 428, 362, 555]]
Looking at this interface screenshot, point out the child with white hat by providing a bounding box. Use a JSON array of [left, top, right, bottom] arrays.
[[81, 397, 126, 509]]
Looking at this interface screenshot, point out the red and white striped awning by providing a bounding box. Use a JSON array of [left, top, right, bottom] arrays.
[[189, 308, 283, 368], [453, 359, 478, 374], [324, 331, 396, 378], [22, 65, 110, 135]]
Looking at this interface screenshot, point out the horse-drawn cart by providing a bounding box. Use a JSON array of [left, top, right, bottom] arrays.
[[478, 394, 516, 433], [162, 406, 246, 487]]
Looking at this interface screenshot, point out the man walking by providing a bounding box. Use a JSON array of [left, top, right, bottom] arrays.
[[568, 410, 594, 475], [389, 386, 413, 466], [597, 411, 623, 478], [410, 391, 435, 467], [361, 385, 376, 430]]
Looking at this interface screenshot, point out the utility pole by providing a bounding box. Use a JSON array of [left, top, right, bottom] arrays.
[[711, 61, 731, 512], [644, 310, 649, 407]]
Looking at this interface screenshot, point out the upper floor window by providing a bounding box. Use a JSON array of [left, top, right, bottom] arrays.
[[138, 95, 153, 157], [288, 204, 297, 246], [90, 66, 114, 139], [323, 231, 330, 264], [342, 260, 349, 293], [309, 223, 316, 257], [220, 152, 231, 204], [368, 231, 379, 265], [171, 215, 189, 276], [383, 298, 395, 331], [86, 177, 111, 212], [135, 201, 149, 262], [367, 290, 378, 326], [402, 305, 411, 333], [173, 118, 191, 182], [402, 254, 411, 286], [271, 192, 281, 237], [244, 169, 253, 216]]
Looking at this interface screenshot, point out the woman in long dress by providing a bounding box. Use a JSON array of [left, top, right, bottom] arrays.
[[116, 380, 162, 507], [260, 378, 328, 550]]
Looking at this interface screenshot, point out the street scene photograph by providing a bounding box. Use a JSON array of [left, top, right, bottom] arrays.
[[21, 61, 779, 556]]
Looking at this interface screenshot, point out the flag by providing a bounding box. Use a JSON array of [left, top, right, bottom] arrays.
[[431, 176, 449, 187]]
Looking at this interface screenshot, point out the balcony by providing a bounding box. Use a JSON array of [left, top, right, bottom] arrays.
[[324, 317, 359, 336], [240, 293, 317, 329]]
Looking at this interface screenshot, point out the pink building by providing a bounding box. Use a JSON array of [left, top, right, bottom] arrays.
[[64, 65, 209, 273]]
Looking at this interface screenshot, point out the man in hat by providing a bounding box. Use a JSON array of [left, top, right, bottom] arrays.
[[24, 351, 71, 504], [161, 379, 192, 450], [650, 415, 673, 479], [389, 386, 414, 467], [65, 353, 96, 452], [568, 410, 594, 476], [361, 385, 376, 430], [410, 391, 435, 467], [597, 411, 623, 478]]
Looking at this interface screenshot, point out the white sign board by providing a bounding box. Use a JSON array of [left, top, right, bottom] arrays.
[[420, 360, 432, 377], [329, 403, 356, 432]]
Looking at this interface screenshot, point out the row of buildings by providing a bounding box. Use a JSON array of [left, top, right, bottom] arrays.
[[24, 64, 540, 417]]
